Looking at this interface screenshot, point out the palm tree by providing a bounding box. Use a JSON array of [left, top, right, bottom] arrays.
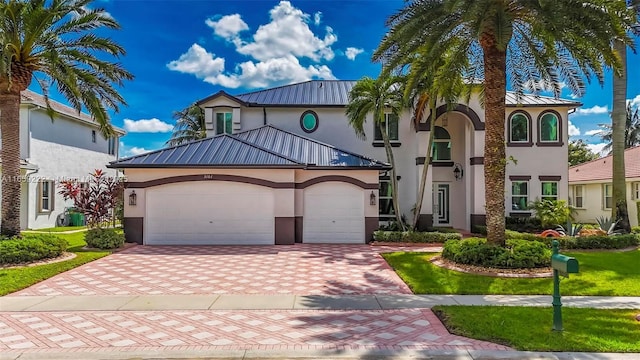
[[374, 0, 634, 245], [346, 76, 406, 230], [599, 103, 640, 153], [0, 0, 133, 237], [166, 104, 206, 146]]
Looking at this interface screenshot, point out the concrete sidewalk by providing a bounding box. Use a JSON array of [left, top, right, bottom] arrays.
[[2, 294, 639, 311]]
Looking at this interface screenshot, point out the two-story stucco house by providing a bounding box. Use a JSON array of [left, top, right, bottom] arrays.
[[111, 80, 580, 245], [4, 90, 125, 230]]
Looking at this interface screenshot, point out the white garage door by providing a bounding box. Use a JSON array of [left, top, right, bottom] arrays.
[[145, 181, 274, 245], [303, 182, 365, 243]]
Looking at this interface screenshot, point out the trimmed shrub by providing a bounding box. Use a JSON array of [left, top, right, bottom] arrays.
[[472, 225, 487, 235], [505, 216, 543, 233], [505, 230, 541, 242], [373, 231, 462, 243], [84, 228, 124, 249], [632, 226, 640, 234], [505, 230, 639, 249], [0, 234, 68, 265], [442, 238, 551, 269]]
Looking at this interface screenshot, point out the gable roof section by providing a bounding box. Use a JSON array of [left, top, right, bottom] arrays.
[[209, 80, 581, 108], [195, 90, 248, 107], [234, 125, 389, 169], [569, 146, 640, 182], [109, 125, 390, 169], [21, 90, 126, 135]]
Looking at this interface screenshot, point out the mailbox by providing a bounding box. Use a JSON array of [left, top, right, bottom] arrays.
[[551, 254, 579, 275]]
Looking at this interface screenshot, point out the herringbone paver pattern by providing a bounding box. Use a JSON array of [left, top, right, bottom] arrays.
[[0, 309, 509, 352], [10, 245, 438, 297]]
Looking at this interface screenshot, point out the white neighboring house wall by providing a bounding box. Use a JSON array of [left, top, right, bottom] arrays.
[[569, 180, 640, 227], [200, 89, 574, 231], [16, 99, 123, 230]]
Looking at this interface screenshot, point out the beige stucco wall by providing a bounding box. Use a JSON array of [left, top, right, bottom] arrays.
[[569, 180, 640, 227]]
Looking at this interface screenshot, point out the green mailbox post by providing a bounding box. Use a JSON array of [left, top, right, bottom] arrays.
[[551, 240, 579, 331]]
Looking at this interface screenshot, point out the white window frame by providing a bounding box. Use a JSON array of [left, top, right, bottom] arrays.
[[572, 185, 585, 209], [633, 182, 640, 200], [38, 180, 55, 213], [378, 174, 395, 220], [511, 181, 529, 212], [603, 184, 613, 210], [541, 181, 558, 201], [215, 112, 233, 135]]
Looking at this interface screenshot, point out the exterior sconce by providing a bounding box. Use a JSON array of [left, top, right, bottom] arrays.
[[370, 191, 377, 206], [129, 190, 137, 206], [453, 163, 463, 181]]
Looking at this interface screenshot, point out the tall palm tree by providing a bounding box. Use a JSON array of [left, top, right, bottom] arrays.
[[611, 0, 640, 233], [346, 76, 406, 230], [166, 104, 206, 146], [374, 0, 634, 245], [0, 0, 133, 237]]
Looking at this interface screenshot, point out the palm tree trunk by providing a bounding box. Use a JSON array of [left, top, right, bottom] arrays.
[[480, 36, 507, 246], [412, 100, 436, 230], [379, 122, 405, 230], [0, 92, 23, 237], [611, 39, 631, 233]]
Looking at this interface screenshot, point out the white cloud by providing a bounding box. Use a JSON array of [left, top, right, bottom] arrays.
[[576, 105, 609, 115], [629, 94, 640, 109], [123, 118, 173, 133], [129, 147, 150, 156], [168, 1, 337, 89], [205, 14, 249, 40], [587, 143, 607, 156], [584, 129, 602, 136], [345, 47, 364, 61], [235, 1, 337, 62], [567, 120, 580, 136], [119, 141, 152, 157], [314, 11, 322, 25]]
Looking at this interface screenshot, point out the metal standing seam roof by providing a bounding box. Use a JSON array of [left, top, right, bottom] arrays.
[[108, 125, 390, 169], [228, 80, 581, 108], [234, 125, 390, 168]]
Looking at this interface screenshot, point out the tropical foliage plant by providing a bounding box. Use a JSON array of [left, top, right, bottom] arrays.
[[165, 104, 206, 146]]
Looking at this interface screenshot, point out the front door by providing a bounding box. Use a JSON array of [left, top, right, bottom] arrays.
[[433, 183, 450, 226]]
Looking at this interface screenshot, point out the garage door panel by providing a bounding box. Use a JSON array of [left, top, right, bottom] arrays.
[[303, 182, 365, 244], [145, 182, 274, 245]]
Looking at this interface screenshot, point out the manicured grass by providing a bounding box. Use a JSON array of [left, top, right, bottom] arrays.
[[0, 231, 114, 296], [433, 306, 640, 352], [382, 249, 640, 296], [25, 225, 87, 232]]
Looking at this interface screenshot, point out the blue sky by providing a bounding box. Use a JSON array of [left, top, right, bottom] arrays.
[[36, 0, 640, 157]]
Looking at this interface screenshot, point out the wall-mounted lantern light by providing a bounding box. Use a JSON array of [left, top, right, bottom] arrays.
[[129, 190, 137, 206], [453, 163, 464, 181], [370, 191, 377, 206]]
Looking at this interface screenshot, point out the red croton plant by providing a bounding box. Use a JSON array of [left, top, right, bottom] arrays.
[[59, 169, 123, 229]]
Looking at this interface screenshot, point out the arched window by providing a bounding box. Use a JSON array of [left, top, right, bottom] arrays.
[[538, 111, 561, 144], [509, 112, 531, 144], [432, 126, 451, 161]]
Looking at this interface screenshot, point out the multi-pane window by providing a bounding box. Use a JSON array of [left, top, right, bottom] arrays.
[[511, 181, 528, 211], [510, 113, 529, 142], [572, 185, 584, 208], [432, 126, 451, 161], [603, 184, 613, 209], [633, 182, 639, 200], [378, 175, 395, 219], [38, 180, 55, 212], [108, 137, 116, 155], [374, 113, 399, 141], [215, 112, 233, 135], [539, 112, 559, 142], [541, 181, 558, 201]]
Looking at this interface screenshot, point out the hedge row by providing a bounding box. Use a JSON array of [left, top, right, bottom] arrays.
[[442, 238, 551, 269], [506, 230, 639, 250], [0, 234, 68, 265], [373, 231, 462, 243]]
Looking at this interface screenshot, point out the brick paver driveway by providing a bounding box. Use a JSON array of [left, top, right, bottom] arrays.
[[10, 244, 433, 297], [2, 244, 512, 356]]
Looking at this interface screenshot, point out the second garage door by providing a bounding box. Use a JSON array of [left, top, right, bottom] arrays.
[[145, 181, 274, 245], [303, 182, 365, 243]]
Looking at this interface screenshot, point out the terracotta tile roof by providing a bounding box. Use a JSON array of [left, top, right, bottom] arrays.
[[569, 146, 640, 182], [20, 89, 125, 135]]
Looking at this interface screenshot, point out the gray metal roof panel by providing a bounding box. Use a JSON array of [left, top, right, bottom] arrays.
[[234, 125, 390, 169], [233, 80, 580, 108]]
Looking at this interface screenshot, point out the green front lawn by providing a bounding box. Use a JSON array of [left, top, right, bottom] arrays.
[[26, 226, 87, 232], [382, 250, 640, 296], [433, 306, 640, 352], [0, 231, 114, 296]]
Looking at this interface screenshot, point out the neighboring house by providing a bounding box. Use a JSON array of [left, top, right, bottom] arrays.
[[113, 80, 580, 245], [568, 146, 640, 227], [3, 90, 125, 230]]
